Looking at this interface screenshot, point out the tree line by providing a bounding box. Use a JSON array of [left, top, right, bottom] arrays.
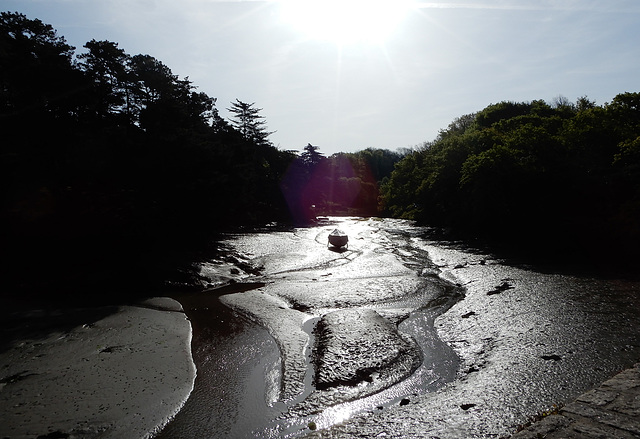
[[5, 11, 635, 294], [282, 144, 403, 223], [0, 12, 400, 295], [380, 95, 640, 269]]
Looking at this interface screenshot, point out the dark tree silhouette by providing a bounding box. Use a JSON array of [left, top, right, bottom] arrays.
[[0, 12, 78, 115], [0, 12, 298, 298], [300, 143, 324, 168], [226, 99, 274, 146], [281, 145, 402, 222], [77, 40, 130, 119]]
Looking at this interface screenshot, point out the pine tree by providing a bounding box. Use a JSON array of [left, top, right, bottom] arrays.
[[300, 143, 324, 168], [227, 99, 274, 146]]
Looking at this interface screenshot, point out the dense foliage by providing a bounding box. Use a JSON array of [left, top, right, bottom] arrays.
[[0, 13, 400, 294], [282, 144, 403, 223], [381, 95, 640, 266], [5, 11, 635, 293]]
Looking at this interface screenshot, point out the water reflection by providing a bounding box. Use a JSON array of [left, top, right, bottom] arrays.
[[154, 298, 281, 438], [157, 217, 640, 439]]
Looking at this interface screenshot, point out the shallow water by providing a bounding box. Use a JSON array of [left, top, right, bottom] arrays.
[[156, 217, 640, 439]]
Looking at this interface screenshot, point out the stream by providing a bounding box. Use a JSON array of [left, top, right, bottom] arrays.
[[156, 217, 640, 439]]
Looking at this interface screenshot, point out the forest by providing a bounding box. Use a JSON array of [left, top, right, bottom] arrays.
[[0, 12, 401, 295], [2, 12, 638, 298], [380, 94, 640, 269]]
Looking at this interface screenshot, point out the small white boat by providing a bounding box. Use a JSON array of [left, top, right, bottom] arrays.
[[328, 229, 348, 248]]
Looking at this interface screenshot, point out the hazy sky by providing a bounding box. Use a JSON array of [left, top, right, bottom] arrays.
[[3, 0, 639, 155]]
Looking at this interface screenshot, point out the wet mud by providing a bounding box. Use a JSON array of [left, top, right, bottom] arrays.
[[287, 309, 421, 416], [159, 217, 640, 438], [305, 226, 640, 438], [158, 217, 464, 437], [0, 298, 195, 439], [314, 309, 419, 390]]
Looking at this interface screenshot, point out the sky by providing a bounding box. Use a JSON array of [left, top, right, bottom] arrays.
[[2, 0, 640, 155]]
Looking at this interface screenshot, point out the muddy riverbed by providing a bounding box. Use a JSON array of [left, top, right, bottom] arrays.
[[158, 217, 640, 438], [2, 217, 637, 438]]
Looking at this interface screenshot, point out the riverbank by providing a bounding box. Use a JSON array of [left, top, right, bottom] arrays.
[[0, 234, 268, 439], [0, 297, 195, 439], [511, 361, 640, 438], [4, 218, 638, 438], [306, 220, 640, 438]]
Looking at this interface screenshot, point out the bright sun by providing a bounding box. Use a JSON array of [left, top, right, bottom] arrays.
[[279, 0, 415, 45]]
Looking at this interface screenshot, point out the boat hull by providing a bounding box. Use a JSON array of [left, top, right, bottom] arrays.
[[328, 230, 349, 248]]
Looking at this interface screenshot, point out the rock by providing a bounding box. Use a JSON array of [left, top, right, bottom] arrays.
[[487, 281, 514, 295]]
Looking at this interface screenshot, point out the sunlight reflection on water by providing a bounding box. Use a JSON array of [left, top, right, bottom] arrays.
[[159, 217, 640, 438], [160, 218, 465, 438], [252, 306, 460, 438]]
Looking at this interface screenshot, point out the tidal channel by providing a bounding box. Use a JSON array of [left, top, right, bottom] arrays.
[[156, 217, 640, 439]]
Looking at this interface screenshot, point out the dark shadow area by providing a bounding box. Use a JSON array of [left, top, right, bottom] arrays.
[[421, 226, 639, 281], [0, 305, 119, 354], [0, 13, 402, 307]]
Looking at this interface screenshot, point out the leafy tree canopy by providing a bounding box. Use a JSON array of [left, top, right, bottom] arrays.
[[381, 93, 640, 268]]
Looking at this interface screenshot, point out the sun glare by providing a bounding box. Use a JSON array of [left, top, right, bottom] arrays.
[[280, 0, 415, 45]]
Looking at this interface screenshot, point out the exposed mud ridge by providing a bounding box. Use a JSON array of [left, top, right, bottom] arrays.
[[286, 309, 421, 416], [314, 309, 419, 389], [219, 289, 311, 402]]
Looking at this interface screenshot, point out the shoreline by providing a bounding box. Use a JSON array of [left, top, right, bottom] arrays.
[[510, 361, 640, 438], [0, 297, 195, 439], [427, 242, 640, 438], [3, 219, 638, 439]]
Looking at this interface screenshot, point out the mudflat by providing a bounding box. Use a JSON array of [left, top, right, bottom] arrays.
[[0, 297, 195, 439]]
